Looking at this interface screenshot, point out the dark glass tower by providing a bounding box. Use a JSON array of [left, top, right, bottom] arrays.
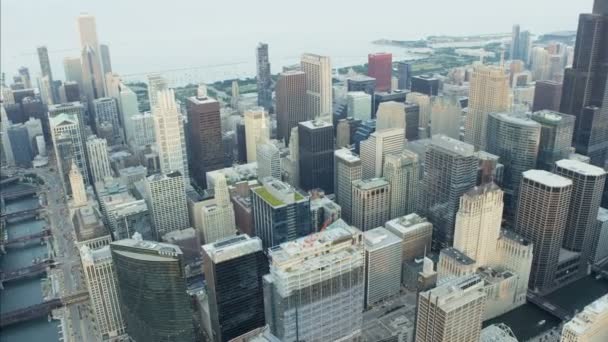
[[110, 238, 194, 342], [202, 235, 268, 342], [298, 120, 334, 193], [256, 43, 272, 111]]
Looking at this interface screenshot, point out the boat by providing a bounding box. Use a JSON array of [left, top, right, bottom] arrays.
[[537, 320, 546, 326]]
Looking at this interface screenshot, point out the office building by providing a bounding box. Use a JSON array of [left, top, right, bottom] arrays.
[[18, 66, 32, 89], [78, 14, 105, 102], [515, 170, 572, 293], [411, 75, 439, 96], [203, 235, 268, 342], [421, 135, 478, 248], [465, 64, 510, 150], [408, 92, 431, 138], [147, 74, 168, 111], [347, 74, 376, 96], [430, 96, 461, 140], [334, 148, 362, 223], [256, 43, 272, 110], [256, 141, 281, 180], [347, 91, 372, 121], [86, 136, 112, 183], [144, 172, 190, 239], [244, 108, 270, 162], [80, 245, 126, 341], [111, 237, 194, 342], [309, 195, 342, 230], [283, 127, 300, 187], [37, 46, 55, 102], [360, 128, 405, 179], [575, 102, 608, 166], [153, 89, 189, 182], [93, 97, 122, 145], [383, 150, 419, 218], [129, 112, 155, 148], [561, 294, 608, 342], [415, 275, 486, 342], [100, 44, 112, 73], [592, 208, 608, 264], [72, 203, 113, 250], [352, 178, 390, 231], [186, 95, 224, 189], [298, 120, 334, 192], [275, 70, 307, 143], [397, 61, 411, 90], [363, 227, 402, 307], [368, 53, 392, 92], [402, 102, 420, 141], [63, 81, 81, 103], [264, 220, 365, 342], [7, 125, 33, 168], [199, 173, 237, 244], [530, 110, 576, 170], [251, 178, 311, 248], [98, 185, 151, 240], [374, 91, 408, 116], [376, 101, 405, 131], [63, 56, 84, 89], [533, 80, 563, 111], [301, 53, 332, 121], [510, 24, 521, 60], [50, 112, 89, 193], [385, 213, 432, 263]]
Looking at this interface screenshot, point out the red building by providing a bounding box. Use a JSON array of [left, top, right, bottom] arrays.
[[368, 53, 392, 92]]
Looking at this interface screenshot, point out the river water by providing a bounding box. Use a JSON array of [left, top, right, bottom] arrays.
[[0, 190, 60, 342]]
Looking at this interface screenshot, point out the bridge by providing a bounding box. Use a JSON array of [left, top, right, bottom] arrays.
[[0, 177, 19, 186], [1, 206, 43, 221], [527, 292, 572, 321], [0, 259, 54, 283], [591, 257, 608, 279], [4, 228, 51, 247], [0, 290, 90, 328], [1, 187, 37, 201]]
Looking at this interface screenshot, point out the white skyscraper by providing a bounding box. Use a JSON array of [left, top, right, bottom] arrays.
[[86, 136, 113, 183], [1, 105, 15, 166], [80, 245, 126, 341], [256, 140, 281, 180], [376, 101, 406, 131], [334, 148, 362, 224], [383, 150, 419, 218], [63, 56, 84, 88], [69, 160, 87, 206], [51, 112, 89, 192], [430, 96, 461, 139], [153, 88, 189, 182], [360, 128, 405, 179], [363, 227, 403, 307], [144, 172, 190, 239], [346, 91, 372, 121], [244, 108, 270, 162], [119, 85, 141, 148], [130, 112, 156, 148], [408, 92, 432, 138], [147, 74, 168, 111], [301, 53, 332, 122], [77, 13, 105, 102], [93, 97, 122, 145], [199, 174, 237, 244]]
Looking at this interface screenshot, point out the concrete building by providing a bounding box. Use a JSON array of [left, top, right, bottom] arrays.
[[347, 91, 372, 121], [7, 124, 33, 168], [360, 128, 405, 179], [411, 75, 439, 96], [415, 275, 486, 342], [256, 43, 272, 110], [73, 205, 113, 250], [251, 178, 311, 249], [592, 208, 608, 264], [98, 184, 151, 240], [63, 57, 84, 89], [111, 237, 194, 342], [203, 235, 268, 342], [430, 96, 461, 140], [515, 170, 572, 293], [147, 73, 168, 111], [86, 136, 112, 184], [376, 101, 405, 131], [198, 173, 236, 244], [352, 178, 390, 231], [363, 227, 402, 307], [530, 110, 576, 170], [153, 89, 189, 183], [93, 97, 122, 145], [78, 14, 105, 102], [368, 52, 392, 92], [408, 92, 431, 138], [301, 53, 332, 121], [129, 112, 155, 148], [561, 294, 608, 342], [256, 141, 281, 180], [69, 160, 88, 207], [383, 150, 419, 218], [275, 70, 307, 143], [244, 108, 270, 163], [465, 64, 510, 150], [80, 245, 126, 341], [397, 61, 411, 90], [51, 112, 89, 193], [298, 120, 334, 192], [143, 171, 190, 240], [309, 195, 341, 230], [334, 148, 362, 224], [385, 213, 432, 263], [264, 220, 365, 341]]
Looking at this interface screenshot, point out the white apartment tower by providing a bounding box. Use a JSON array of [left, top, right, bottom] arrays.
[[86, 136, 113, 183], [360, 128, 406, 179], [383, 150, 419, 218], [144, 172, 190, 239], [199, 174, 237, 244], [363, 227, 403, 307], [465, 64, 510, 150], [244, 108, 270, 162], [80, 245, 126, 341], [256, 141, 281, 180], [352, 178, 390, 231], [153, 88, 189, 182], [334, 148, 362, 224], [301, 53, 333, 122]]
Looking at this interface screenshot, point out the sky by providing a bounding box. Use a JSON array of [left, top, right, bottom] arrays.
[[0, 0, 593, 83]]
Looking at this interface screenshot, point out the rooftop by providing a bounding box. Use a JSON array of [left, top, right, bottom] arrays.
[[188, 95, 218, 105], [347, 74, 376, 82], [363, 227, 402, 251], [299, 119, 332, 129], [72, 205, 110, 243], [252, 179, 305, 207], [421, 274, 485, 310], [530, 110, 575, 125], [430, 134, 475, 157], [202, 235, 262, 264], [111, 237, 183, 260], [353, 177, 389, 190], [441, 247, 476, 265], [490, 112, 541, 128], [598, 207, 608, 222], [500, 229, 530, 246], [523, 170, 572, 188], [385, 213, 432, 234], [556, 159, 606, 177], [334, 148, 361, 163], [563, 294, 608, 335]]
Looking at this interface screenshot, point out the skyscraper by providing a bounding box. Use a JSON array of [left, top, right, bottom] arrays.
[[376, 101, 405, 131], [421, 135, 478, 248], [396, 61, 411, 90], [144, 172, 190, 239], [78, 14, 106, 102], [363, 227, 402, 307], [111, 237, 194, 342], [69, 160, 88, 206], [411, 75, 440, 96], [199, 173, 236, 244], [334, 148, 362, 224], [244, 108, 270, 162], [63, 57, 84, 89], [532, 80, 563, 112], [153, 89, 189, 182], [465, 64, 510, 150], [256, 141, 281, 180], [298, 120, 334, 192], [256, 43, 272, 110], [561, 294, 608, 341], [385, 213, 433, 262], [275, 70, 307, 143], [408, 92, 431, 138], [430, 96, 461, 140], [100, 44, 112, 73], [352, 178, 390, 231], [515, 170, 572, 293], [347, 91, 373, 121], [510, 24, 521, 60], [93, 97, 122, 145], [37, 46, 56, 103], [203, 235, 268, 342], [301, 53, 332, 121], [368, 52, 392, 92], [50, 112, 89, 192], [80, 245, 126, 341], [18, 66, 31, 89], [360, 128, 405, 179], [415, 275, 486, 342], [86, 136, 112, 183], [147, 73, 168, 111], [264, 220, 365, 341], [251, 178, 312, 249], [186, 95, 224, 189], [574, 86, 608, 166], [530, 110, 576, 170], [383, 150, 419, 218]]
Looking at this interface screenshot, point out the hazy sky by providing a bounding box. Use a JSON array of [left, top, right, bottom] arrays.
[[1, 0, 593, 82]]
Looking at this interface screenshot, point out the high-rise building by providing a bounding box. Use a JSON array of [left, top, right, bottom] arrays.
[[203, 235, 268, 342], [63, 56, 84, 90], [86, 136, 112, 184], [465, 64, 510, 150], [301, 53, 332, 121], [37, 46, 56, 103], [408, 92, 431, 138], [153, 89, 189, 182], [352, 178, 390, 231], [100, 44, 112, 73], [334, 148, 362, 223], [347, 74, 376, 97], [555, 159, 606, 263], [186, 95, 224, 189], [147, 74, 168, 111], [264, 220, 365, 341], [275, 70, 307, 143], [363, 227, 402, 307], [111, 237, 194, 342], [63, 81, 81, 103], [93, 97, 122, 145], [256, 43, 272, 110], [561, 294, 608, 342], [515, 170, 572, 293], [385, 213, 433, 262], [360, 128, 405, 179], [574, 85, 608, 166], [530, 110, 576, 170], [7, 125, 33, 168], [397, 61, 411, 90], [244, 108, 270, 163], [256, 141, 281, 180], [510, 24, 521, 60], [298, 120, 334, 192], [347, 91, 372, 121], [144, 172, 190, 239], [383, 150, 419, 218], [199, 174, 237, 244], [129, 112, 155, 147], [78, 14, 106, 102], [80, 245, 126, 341], [376, 101, 405, 131], [18, 66, 32, 89], [251, 178, 311, 249], [403, 102, 421, 141], [533, 80, 563, 112], [368, 52, 392, 92], [430, 96, 461, 140], [69, 160, 88, 206], [411, 75, 439, 96], [50, 112, 89, 192], [415, 275, 486, 342], [421, 135, 478, 248]]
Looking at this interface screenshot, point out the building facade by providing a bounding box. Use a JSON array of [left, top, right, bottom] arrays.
[[352, 178, 390, 231], [298, 120, 334, 193], [301, 53, 332, 121], [383, 150, 419, 219], [144, 172, 190, 239], [276, 70, 307, 143]]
